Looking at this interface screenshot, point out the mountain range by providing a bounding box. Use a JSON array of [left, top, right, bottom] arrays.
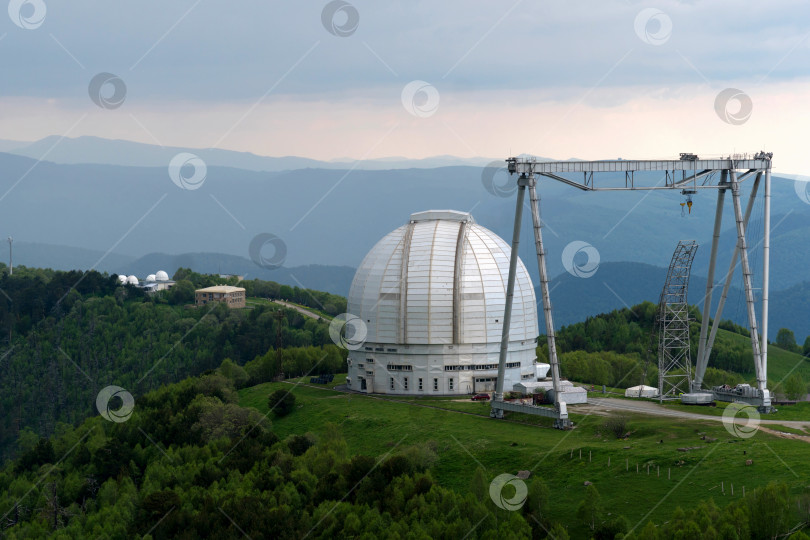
[[0, 136, 500, 172], [0, 135, 807, 339]]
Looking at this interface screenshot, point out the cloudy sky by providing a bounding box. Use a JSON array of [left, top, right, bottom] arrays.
[[3, 0, 810, 173]]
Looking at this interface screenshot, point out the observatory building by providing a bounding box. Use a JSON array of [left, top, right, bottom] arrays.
[[116, 270, 175, 292], [345, 210, 547, 395]]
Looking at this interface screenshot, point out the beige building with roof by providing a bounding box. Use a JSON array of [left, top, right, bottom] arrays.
[[195, 285, 246, 308]]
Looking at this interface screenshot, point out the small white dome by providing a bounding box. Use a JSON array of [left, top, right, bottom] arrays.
[[117, 275, 128, 284], [146, 274, 156, 282], [127, 275, 139, 285], [155, 270, 169, 281]]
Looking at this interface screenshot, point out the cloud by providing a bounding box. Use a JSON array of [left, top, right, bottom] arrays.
[[2, 0, 810, 171], [3, 1, 810, 100]]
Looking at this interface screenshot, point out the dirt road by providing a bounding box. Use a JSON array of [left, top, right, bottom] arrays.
[[272, 300, 324, 320]]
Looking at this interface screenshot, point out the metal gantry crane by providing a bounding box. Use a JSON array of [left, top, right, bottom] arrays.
[[490, 153, 774, 429]]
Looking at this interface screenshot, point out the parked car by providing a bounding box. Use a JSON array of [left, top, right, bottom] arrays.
[[471, 393, 490, 401]]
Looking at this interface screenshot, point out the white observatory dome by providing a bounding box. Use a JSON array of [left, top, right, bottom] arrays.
[[346, 210, 539, 396], [127, 275, 139, 285], [146, 274, 156, 282], [117, 275, 128, 284], [155, 270, 169, 281]]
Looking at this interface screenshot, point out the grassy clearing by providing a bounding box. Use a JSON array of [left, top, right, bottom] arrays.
[[716, 329, 810, 384], [288, 373, 347, 390], [240, 380, 810, 537]]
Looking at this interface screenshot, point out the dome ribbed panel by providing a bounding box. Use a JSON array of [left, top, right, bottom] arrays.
[[347, 213, 538, 346], [459, 229, 487, 343], [347, 224, 407, 344], [405, 220, 460, 344]]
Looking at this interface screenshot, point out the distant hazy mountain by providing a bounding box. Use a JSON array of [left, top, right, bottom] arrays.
[[543, 262, 810, 341], [0, 149, 807, 319], [0, 139, 23, 152], [9, 242, 136, 273], [3, 136, 501, 172]]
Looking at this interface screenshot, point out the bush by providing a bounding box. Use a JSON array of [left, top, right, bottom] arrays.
[[603, 416, 628, 439], [287, 434, 314, 456], [268, 389, 296, 417]]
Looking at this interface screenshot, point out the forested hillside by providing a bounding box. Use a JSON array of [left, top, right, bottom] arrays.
[[0, 372, 541, 539], [543, 301, 810, 392], [0, 266, 346, 462], [2, 361, 808, 538]]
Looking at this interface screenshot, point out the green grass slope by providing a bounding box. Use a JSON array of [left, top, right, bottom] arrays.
[[239, 381, 810, 538], [715, 327, 810, 384]]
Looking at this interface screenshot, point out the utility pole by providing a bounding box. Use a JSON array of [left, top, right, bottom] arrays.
[[7, 236, 12, 275]]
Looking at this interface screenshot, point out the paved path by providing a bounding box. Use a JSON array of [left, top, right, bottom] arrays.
[[584, 397, 810, 429], [271, 300, 324, 320]]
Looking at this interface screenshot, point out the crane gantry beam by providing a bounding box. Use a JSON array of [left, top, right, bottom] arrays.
[[491, 153, 774, 429], [508, 155, 771, 191]]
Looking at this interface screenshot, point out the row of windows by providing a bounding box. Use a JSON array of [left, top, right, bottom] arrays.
[[354, 362, 522, 374], [443, 362, 520, 371], [389, 377, 453, 391], [387, 364, 413, 371], [365, 346, 399, 352]]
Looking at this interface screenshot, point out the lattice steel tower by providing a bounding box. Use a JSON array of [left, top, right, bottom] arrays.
[[657, 240, 698, 401]]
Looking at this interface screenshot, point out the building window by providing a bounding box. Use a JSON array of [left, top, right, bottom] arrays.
[[404, 377, 408, 390], [449, 378, 454, 391], [418, 378, 423, 391], [433, 378, 438, 391], [387, 364, 412, 371], [390, 377, 394, 390]]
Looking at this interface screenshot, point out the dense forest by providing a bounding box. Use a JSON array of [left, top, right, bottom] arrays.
[[0, 371, 539, 539], [2, 367, 809, 538], [0, 265, 346, 462]]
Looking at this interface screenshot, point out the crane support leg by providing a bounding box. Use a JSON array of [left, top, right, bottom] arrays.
[[700, 174, 760, 382], [694, 175, 726, 390], [528, 178, 569, 429], [492, 177, 527, 413], [729, 172, 764, 387], [761, 169, 771, 383]]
